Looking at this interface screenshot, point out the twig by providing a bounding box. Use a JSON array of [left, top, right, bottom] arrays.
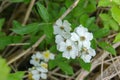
[[95, 58, 120, 80], [59, 0, 80, 20], [7, 35, 46, 65], [8, 43, 30, 46], [22, 0, 36, 25]]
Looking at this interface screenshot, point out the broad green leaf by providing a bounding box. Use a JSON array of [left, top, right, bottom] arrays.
[[112, 0, 120, 5], [98, 0, 111, 7], [0, 18, 5, 31], [0, 36, 22, 50], [43, 24, 53, 38], [91, 39, 97, 49], [58, 61, 74, 75], [78, 58, 91, 71], [100, 14, 111, 21], [99, 13, 119, 31], [10, 0, 24, 2], [94, 28, 110, 38], [49, 60, 57, 70], [111, 6, 120, 24], [7, 71, 24, 80], [114, 33, 120, 42], [109, 19, 119, 31], [11, 23, 40, 35], [13, 20, 22, 28], [36, 2, 49, 22], [98, 42, 116, 55], [80, 14, 89, 26], [0, 57, 10, 80]]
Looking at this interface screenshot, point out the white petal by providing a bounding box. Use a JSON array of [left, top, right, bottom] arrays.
[[53, 25, 61, 35], [50, 54, 55, 60], [82, 41, 91, 49], [81, 54, 91, 63], [37, 67, 48, 73], [70, 32, 79, 41], [56, 19, 62, 26], [85, 32, 93, 41], [32, 74, 40, 80], [58, 42, 66, 51], [36, 52, 43, 59], [88, 48, 96, 56], [55, 35, 64, 44], [62, 32, 71, 39], [62, 52, 70, 59], [40, 73, 47, 79], [63, 20, 71, 32]]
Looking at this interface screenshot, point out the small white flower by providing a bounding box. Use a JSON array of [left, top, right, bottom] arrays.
[[28, 67, 48, 80], [42, 50, 55, 62], [28, 68, 40, 80], [30, 52, 43, 66], [53, 19, 71, 37], [80, 47, 96, 63], [71, 25, 93, 49], [58, 39, 78, 59]]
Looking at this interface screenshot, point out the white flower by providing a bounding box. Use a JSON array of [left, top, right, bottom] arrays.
[[31, 70, 40, 80], [53, 19, 71, 37], [30, 52, 43, 66], [80, 47, 96, 63], [42, 50, 55, 62], [58, 39, 78, 59], [28, 67, 47, 80], [71, 25, 93, 49]]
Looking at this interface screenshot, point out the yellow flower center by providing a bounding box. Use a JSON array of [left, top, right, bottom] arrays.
[[41, 63, 48, 69], [43, 51, 50, 59], [28, 73, 33, 80]]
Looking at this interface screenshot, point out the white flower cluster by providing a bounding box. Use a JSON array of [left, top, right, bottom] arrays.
[[28, 50, 55, 80], [53, 19, 96, 63]]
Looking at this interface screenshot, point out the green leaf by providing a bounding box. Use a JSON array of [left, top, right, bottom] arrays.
[[0, 18, 5, 31], [91, 39, 97, 49], [11, 23, 40, 35], [114, 33, 120, 42], [94, 28, 110, 38], [111, 5, 120, 25], [0, 57, 10, 80], [58, 61, 74, 75], [36, 2, 49, 22], [98, 0, 111, 7], [0, 36, 22, 50], [98, 42, 116, 55], [49, 60, 57, 70], [78, 58, 91, 71], [13, 20, 22, 28], [99, 13, 119, 31], [109, 19, 119, 31], [112, 0, 120, 5], [10, 0, 24, 2], [7, 71, 24, 80], [80, 14, 89, 26], [43, 24, 53, 38]]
